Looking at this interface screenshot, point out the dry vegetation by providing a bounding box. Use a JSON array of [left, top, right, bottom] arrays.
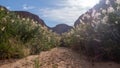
[[0, 47, 120, 68], [0, 0, 120, 68]]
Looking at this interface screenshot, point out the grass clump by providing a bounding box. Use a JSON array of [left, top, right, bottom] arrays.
[[0, 6, 61, 59]]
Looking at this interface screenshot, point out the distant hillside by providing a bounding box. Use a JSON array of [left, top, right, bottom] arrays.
[[0, 5, 8, 11], [0, 5, 48, 27], [14, 11, 47, 27], [51, 24, 72, 35], [0, 5, 72, 34], [15, 11, 73, 34]]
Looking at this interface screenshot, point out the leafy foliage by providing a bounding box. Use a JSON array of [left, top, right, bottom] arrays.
[[62, 6, 120, 62], [0, 7, 61, 59]]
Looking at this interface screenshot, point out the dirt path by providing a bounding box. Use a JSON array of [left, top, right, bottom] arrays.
[[0, 47, 120, 68]]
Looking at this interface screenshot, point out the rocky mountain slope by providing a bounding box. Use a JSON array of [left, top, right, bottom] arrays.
[[14, 11, 47, 27], [74, 0, 120, 26], [0, 5, 47, 27], [52, 24, 72, 35], [15, 11, 72, 34], [0, 5, 72, 34]]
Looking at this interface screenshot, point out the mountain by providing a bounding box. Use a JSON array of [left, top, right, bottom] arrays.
[[74, 0, 119, 26], [0, 5, 72, 34], [14, 11, 72, 34], [0, 5, 8, 11], [14, 11, 47, 27], [52, 24, 72, 35], [0, 5, 47, 27], [14, 11, 73, 34]]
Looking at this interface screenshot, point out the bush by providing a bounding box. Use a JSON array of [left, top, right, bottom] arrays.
[[63, 11, 120, 62], [0, 7, 61, 59]]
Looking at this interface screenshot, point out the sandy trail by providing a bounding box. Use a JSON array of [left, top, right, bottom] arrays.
[[0, 47, 120, 68]]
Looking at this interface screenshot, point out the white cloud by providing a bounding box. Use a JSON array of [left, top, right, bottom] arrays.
[[39, 7, 86, 26], [39, 0, 99, 26], [56, 0, 99, 8], [6, 6, 11, 9], [23, 4, 35, 10]]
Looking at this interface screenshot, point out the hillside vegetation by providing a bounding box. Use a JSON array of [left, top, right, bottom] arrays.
[[62, 0, 120, 62], [0, 0, 120, 67], [0, 7, 61, 59]]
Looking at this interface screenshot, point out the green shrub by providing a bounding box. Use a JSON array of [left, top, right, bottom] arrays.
[[63, 11, 120, 62], [0, 7, 61, 59]]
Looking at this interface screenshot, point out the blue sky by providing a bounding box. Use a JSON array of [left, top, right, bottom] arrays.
[[0, 0, 99, 27]]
